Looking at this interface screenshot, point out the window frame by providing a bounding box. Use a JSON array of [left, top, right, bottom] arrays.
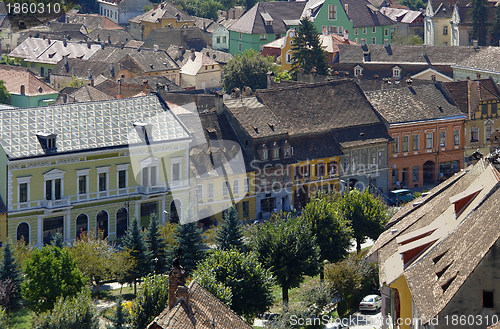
[[413, 134, 419, 151], [207, 183, 214, 198], [17, 176, 31, 205], [440, 131, 446, 147], [76, 169, 90, 201], [328, 4, 337, 20], [392, 136, 399, 154], [426, 132, 433, 149], [402, 135, 409, 152], [96, 166, 110, 197], [453, 129, 460, 145]]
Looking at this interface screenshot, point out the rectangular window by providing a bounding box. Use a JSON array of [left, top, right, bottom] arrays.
[[196, 184, 203, 199], [402, 136, 409, 152], [482, 103, 488, 116], [233, 179, 239, 194], [317, 163, 325, 176], [363, 27, 367, 34], [19, 183, 28, 203], [79, 175, 87, 194], [208, 183, 214, 198], [243, 201, 249, 217], [440, 131, 446, 147], [238, 43, 241, 51], [284, 147, 291, 157], [260, 174, 266, 186], [244, 177, 250, 193], [239, 32, 242, 39], [392, 136, 399, 154], [354, 28, 358, 35], [282, 170, 288, 182], [372, 37, 376, 44], [328, 161, 337, 175], [328, 5, 337, 20], [412, 166, 418, 182], [426, 132, 433, 149], [392, 169, 398, 184], [223, 181, 229, 196], [99, 173, 107, 192], [262, 150, 268, 160], [216, 36, 220, 43], [385, 29, 389, 36], [273, 148, 279, 159], [492, 102, 497, 116], [443, 25, 448, 35], [486, 125, 493, 140], [372, 26, 376, 33], [142, 167, 148, 187], [454, 129, 460, 145], [118, 170, 126, 189], [483, 291, 494, 308], [471, 127, 479, 142], [45, 180, 52, 200], [413, 134, 419, 151], [151, 166, 157, 186], [260, 34, 267, 40], [172, 163, 180, 181], [54, 179, 61, 200]]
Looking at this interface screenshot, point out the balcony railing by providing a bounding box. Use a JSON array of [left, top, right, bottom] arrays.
[[39, 197, 71, 209], [137, 185, 168, 195]]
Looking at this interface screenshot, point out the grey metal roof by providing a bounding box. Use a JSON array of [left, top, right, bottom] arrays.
[[0, 94, 190, 159]]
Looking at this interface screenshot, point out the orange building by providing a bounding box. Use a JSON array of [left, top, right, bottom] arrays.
[[366, 82, 466, 189]]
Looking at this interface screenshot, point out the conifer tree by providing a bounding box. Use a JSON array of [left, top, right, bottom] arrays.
[[144, 213, 168, 274], [291, 17, 330, 77], [50, 232, 64, 249], [174, 208, 206, 273], [122, 218, 152, 294], [107, 295, 127, 329], [215, 206, 244, 251], [470, 0, 488, 46], [0, 240, 23, 309], [491, 5, 500, 46]]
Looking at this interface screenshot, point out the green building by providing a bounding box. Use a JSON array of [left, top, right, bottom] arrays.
[[228, 1, 306, 55]]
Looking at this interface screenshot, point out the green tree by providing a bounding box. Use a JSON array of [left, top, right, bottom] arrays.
[[215, 206, 244, 251], [122, 218, 152, 294], [50, 232, 64, 249], [250, 216, 321, 307], [491, 5, 500, 46], [291, 17, 330, 77], [0, 55, 17, 65], [107, 296, 127, 329], [129, 274, 169, 329], [66, 76, 86, 88], [33, 289, 99, 329], [391, 32, 424, 45], [222, 49, 274, 93], [339, 189, 389, 253], [0, 80, 10, 105], [144, 213, 168, 274], [300, 192, 352, 264], [0, 307, 8, 329], [398, 0, 426, 10], [143, 4, 153, 12], [21, 246, 86, 313], [197, 0, 223, 20], [0, 241, 23, 309], [193, 249, 274, 320], [470, 0, 488, 46], [174, 220, 206, 274]]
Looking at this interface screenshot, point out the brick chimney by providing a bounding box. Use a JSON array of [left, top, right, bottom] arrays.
[[169, 261, 187, 309], [190, 48, 196, 61], [20, 85, 25, 95], [153, 4, 158, 9], [373, 74, 379, 90], [117, 78, 122, 99], [143, 79, 148, 93]]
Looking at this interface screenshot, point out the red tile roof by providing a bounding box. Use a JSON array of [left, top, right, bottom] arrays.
[[0, 65, 57, 96]]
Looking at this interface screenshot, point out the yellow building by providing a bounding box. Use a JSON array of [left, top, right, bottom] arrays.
[[128, 2, 195, 41], [2, 94, 193, 247], [424, 0, 454, 46]]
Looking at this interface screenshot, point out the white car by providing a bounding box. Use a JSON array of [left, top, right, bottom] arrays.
[[359, 294, 382, 312]]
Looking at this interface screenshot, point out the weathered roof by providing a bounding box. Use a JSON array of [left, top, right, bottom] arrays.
[[142, 26, 211, 52], [147, 280, 252, 329], [95, 76, 183, 98], [454, 46, 500, 73], [34, 40, 101, 65], [193, 16, 221, 34], [333, 123, 392, 148], [9, 37, 55, 62], [0, 64, 58, 96], [51, 58, 125, 79], [53, 84, 114, 104], [129, 2, 194, 24], [339, 0, 394, 28], [63, 13, 123, 30], [291, 132, 343, 160], [17, 30, 90, 44], [365, 83, 464, 124], [87, 29, 134, 46], [0, 94, 190, 159], [180, 52, 220, 76], [229, 1, 306, 34], [255, 80, 385, 136], [264, 33, 358, 54], [337, 44, 482, 65], [443, 78, 500, 118], [199, 47, 234, 65], [379, 7, 422, 23]]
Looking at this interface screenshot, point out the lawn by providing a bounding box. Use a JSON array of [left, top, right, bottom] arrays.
[[269, 274, 321, 313], [9, 308, 32, 329], [97, 284, 142, 302]]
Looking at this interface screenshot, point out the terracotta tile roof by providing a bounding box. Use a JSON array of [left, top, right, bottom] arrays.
[[443, 78, 500, 118], [147, 280, 252, 329], [229, 1, 306, 34], [454, 46, 500, 74], [365, 83, 464, 124], [0, 64, 57, 96], [64, 13, 123, 30], [129, 2, 194, 24]]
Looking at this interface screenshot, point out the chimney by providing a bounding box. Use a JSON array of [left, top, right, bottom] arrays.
[[97, 33, 100, 42], [422, 44, 426, 56], [476, 72, 481, 79], [47, 38, 51, 44], [384, 38, 389, 47], [117, 78, 122, 99], [143, 79, 148, 93], [431, 75, 436, 83], [88, 69, 92, 79], [121, 42, 125, 49], [243, 86, 252, 96], [63, 39, 67, 47], [20, 85, 25, 95], [358, 73, 363, 82], [473, 40, 478, 49], [153, 4, 158, 10], [406, 78, 413, 86], [154, 44, 159, 52], [101, 43, 105, 49], [343, 29, 349, 41], [168, 263, 187, 309], [108, 35, 111, 44], [137, 45, 141, 52], [161, 3, 164, 9], [449, 0, 454, 6], [63, 93, 68, 103], [360, 38, 366, 47], [64, 54, 68, 66], [373, 74, 379, 90], [110, 63, 114, 75], [87, 40, 90, 49], [267, 71, 275, 89], [90, 78, 94, 87], [190, 48, 196, 61]]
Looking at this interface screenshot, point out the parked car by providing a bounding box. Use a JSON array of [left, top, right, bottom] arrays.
[[359, 294, 382, 312], [388, 189, 415, 206]]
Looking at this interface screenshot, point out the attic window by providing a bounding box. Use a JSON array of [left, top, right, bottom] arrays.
[[48, 52, 57, 58], [268, 123, 274, 131], [441, 272, 458, 292], [36, 132, 57, 153], [449, 184, 484, 218], [252, 126, 259, 134], [436, 261, 452, 279], [77, 54, 84, 59], [432, 250, 448, 264], [260, 12, 273, 25], [133, 122, 153, 144]]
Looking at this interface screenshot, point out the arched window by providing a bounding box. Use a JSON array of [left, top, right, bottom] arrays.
[[116, 208, 128, 239], [170, 200, 181, 223], [17, 222, 29, 245], [76, 214, 88, 240], [96, 210, 108, 239]]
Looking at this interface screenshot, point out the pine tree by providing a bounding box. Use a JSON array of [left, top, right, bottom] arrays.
[[491, 5, 500, 46], [215, 206, 244, 251], [144, 213, 168, 274], [0, 241, 23, 309], [291, 17, 330, 77], [174, 220, 206, 274], [470, 0, 488, 46], [122, 218, 152, 294], [50, 232, 64, 249], [107, 295, 127, 329]]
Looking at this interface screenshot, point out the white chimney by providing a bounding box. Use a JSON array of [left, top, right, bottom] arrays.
[[361, 38, 366, 47], [384, 38, 389, 47], [343, 29, 349, 41], [154, 44, 159, 52]]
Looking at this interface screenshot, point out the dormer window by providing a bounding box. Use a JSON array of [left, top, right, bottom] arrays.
[[134, 122, 153, 144], [449, 184, 483, 218], [393, 66, 401, 79], [261, 12, 273, 25], [354, 65, 363, 77], [284, 147, 291, 157], [37, 132, 57, 153]]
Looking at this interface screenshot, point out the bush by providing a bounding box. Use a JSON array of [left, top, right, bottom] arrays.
[[129, 274, 169, 329], [33, 289, 99, 329], [0, 307, 7, 329]]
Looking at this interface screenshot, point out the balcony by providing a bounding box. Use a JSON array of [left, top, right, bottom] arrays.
[[137, 185, 168, 195], [40, 197, 71, 209]]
